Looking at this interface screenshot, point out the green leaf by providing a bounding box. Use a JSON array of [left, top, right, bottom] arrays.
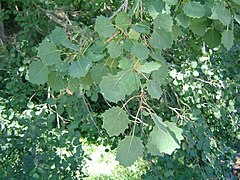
[[131, 44, 150, 60], [146, 141, 164, 156], [233, 0, 240, 5], [107, 41, 123, 58], [102, 107, 130, 137], [49, 27, 68, 45], [116, 136, 144, 167], [47, 72, 65, 92], [38, 39, 61, 65], [176, 13, 191, 28], [165, 121, 184, 145], [29, 61, 48, 85], [221, 29, 234, 51], [152, 62, 168, 84], [95, 15, 116, 38], [190, 18, 209, 36], [172, 25, 183, 41], [87, 51, 105, 62], [90, 63, 109, 83], [146, 80, 163, 99], [149, 29, 173, 49], [132, 21, 150, 34], [115, 12, 131, 31], [149, 113, 183, 155], [153, 13, 173, 32], [215, 4, 231, 26], [57, 61, 69, 72], [234, 14, 240, 25], [69, 57, 92, 78], [162, 0, 178, 5], [145, 0, 165, 18], [49, 27, 80, 51], [183, 1, 205, 18], [118, 58, 134, 70], [203, 29, 221, 48], [99, 70, 140, 103], [138, 62, 161, 73], [128, 29, 140, 40]]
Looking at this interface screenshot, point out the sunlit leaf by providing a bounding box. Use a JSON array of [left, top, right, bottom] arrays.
[[183, 1, 205, 18], [90, 63, 109, 83], [95, 15, 116, 37], [149, 113, 184, 155], [99, 70, 140, 103], [149, 29, 173, 49], [107, 41, 123, 58], [221, 29, 234, 51], [115, 12, 130, 31], [138, 62, 161, 74], [49, 27, 80, 51], [69, 57, 92, 78], [131, 44, 150, 60], [154, 13, 173, 32], [162, 0, 178, 5]]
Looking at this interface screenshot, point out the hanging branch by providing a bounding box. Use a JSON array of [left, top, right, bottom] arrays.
[[109, 0, 129, 19]]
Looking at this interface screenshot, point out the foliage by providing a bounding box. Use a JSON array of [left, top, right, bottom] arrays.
[[1, 0, 240, 179]]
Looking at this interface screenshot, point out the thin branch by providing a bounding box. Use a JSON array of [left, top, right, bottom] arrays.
[[109, 0, 128, 19], [82, 95, 100, 131], [38, 6, 72, 29]]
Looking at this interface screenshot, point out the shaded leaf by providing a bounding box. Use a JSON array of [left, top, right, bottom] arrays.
[[203, 28, 221, 48], [29, 61, 48, 85], [131, 44, 150, 60], [190, 18, 209, 36], [152, 62, 168, 84], [102, 107, 130, 137], [116, 136, 144, 167], [147, 141, 164, 156], [47, 72, 65, 92], [146, 80, 163, 99], [38, 39, 61, 65], [176, 13, 191, 28]]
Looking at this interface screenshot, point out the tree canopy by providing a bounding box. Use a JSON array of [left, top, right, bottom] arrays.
[[0, 0, 240, 179]]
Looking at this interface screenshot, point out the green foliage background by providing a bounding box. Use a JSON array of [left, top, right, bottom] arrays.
[[0, 0, 240, 179]]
